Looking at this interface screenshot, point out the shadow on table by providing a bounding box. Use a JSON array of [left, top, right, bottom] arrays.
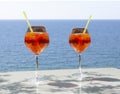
[[46, 72, 120, 94], [0, 74, 36, 94], [0, 71, 120, 94], [78, 72, 120, 94]]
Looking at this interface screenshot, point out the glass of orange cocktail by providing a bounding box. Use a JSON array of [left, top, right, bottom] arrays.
[[24, 26, 49, 83], [69, 28, 91, 80]]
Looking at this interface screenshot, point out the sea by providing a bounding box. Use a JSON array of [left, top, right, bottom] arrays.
[[0, 20, 120, 72]]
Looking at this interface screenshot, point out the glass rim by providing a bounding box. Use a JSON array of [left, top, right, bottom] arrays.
[[72, 28, 88, 34], [27, 26, 46, 32]]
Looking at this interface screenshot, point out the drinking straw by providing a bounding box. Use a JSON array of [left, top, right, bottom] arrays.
[[23, 11, 33, 32], [83, 15, 92, 34]]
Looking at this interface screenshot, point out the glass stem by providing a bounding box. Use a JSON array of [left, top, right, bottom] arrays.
[[36, 55, 38, 81], [78, 54, 82, 77]]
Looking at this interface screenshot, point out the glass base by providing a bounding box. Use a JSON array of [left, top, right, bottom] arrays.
[[25, 71, 48, 85], [72, 73, 88, 81], [25, 77, 48, 85]]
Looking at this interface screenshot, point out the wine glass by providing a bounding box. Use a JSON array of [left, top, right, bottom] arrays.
[[69, 28, 91, 80], [24, 26, 50, 84]]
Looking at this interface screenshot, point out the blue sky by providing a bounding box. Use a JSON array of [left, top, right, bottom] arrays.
[[0, 0, 120, 19]]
